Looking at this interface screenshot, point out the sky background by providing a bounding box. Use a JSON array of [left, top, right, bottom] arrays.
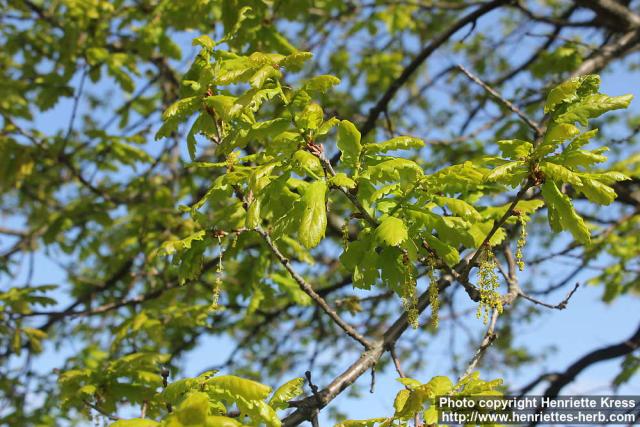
[[1, 6, 639, 426]]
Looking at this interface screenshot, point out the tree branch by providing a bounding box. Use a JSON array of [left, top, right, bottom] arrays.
[[357, 0, 510, 140], [459, 309, 499, 380], [519, 283, 580, 310], [255, 227, 372, 349], [456, 65, 543, 139]]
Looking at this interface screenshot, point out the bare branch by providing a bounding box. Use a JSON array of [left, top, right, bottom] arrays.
[[456, 65, 543, 139], [459, 309, 499, 380], [571, 28, 640, 77], [542, 321, 640, 399], [519, 283, 580, 310], [389, 345, 407, 378], [255, 227, 372, 349], [84, 400, 120, 421], [357, 0, 510, 140]]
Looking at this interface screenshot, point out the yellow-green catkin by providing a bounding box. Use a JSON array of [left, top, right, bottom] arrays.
[[427, 254, 439, 329], [341, 220, 350, 248], [476, 249, 503, 324], [211, 235, 223, 311], [515, 216, 527, 272], [402, 252, 419, 329], [226, 151, 238, 170]]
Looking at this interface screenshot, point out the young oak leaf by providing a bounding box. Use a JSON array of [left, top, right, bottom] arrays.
[[337, 120, 362, 170], [375, 216, 408, 246], [299, 180, 328, 249]]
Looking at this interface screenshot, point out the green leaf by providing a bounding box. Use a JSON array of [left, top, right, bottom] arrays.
[[434, 196, 481, 221], [367, 159, 423, 184], [531, 44, 582, 78], [298, 180, 327, 248], [337, 120, 362, 170], [469, 221, 506, 247], [329, 172, 356, 189], [22, 327, 47, 353], [394, 389, 410, 413], [192, 35, 216, 50], [578, 177, 617, 205], [292, 150, 323, 176], [540, 162, 582, 186], [335, 419, 389, 427], [340, 235, 379, 290], [204, 95, 237, 121], [296, 103, 323, 130], [156, 96, 201, 140], [375, 217, 408, 246], [303, 75, 341, 94], [423, 234, 459, 267], [364, 136, 424, 154], [156, 231, 207, 256], [206, 416, 244, 427], [536, 123, 580, 158], [541, 180, 590, 244], [176, 392, 210, 425], [371, 183, 400, 203], [588, 171, 630, 185], [544, 74, 600, 114], [162, 96, 200, 122], [562, 148, 608, 168], [613, 355, 640, 387], [250, 64, 282, 89], [435, 215, 475, 248], [396, 378, 422, 389], [485, 161, 527, 187], [423, 406, 438, 425], [556, 93, 633, 126], [271, 273, 312, 306], [269, 377, 305, 410], [110, 420, 159, 427], [496, 139, 533, 160], [207, 375, 272, 401], [214, 57, 262, 86], [316, 117, 339, 137], [567, 128, 598, 151], [424, 376, 453, 396], [280, 51, 313, 71]]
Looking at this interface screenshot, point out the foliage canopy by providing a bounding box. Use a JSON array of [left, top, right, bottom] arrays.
[[1, 1, 640, 426]]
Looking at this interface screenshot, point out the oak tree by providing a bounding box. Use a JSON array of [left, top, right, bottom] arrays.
[[1, 1, 639, 426]]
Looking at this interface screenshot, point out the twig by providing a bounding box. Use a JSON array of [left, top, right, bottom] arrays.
[[456, 65, 543, 139], [463, 183, 532, 277], [335, 0, 509, 155], [84, 400, 120, 421], [255, 227, 372, 348], [389, 345, 407, 378], [369, 363, 376, 393], [459, 309, 499, 380], [161, 366, 172, 413], [141, 400, 148, 419], [64, 66, 88, 145], [305, 371, 321, 427], [519, 283, 580, 310]]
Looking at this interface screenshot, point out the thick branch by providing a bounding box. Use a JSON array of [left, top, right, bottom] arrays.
[[541, 322, 640, 399], [282, 268, 460, 426]]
